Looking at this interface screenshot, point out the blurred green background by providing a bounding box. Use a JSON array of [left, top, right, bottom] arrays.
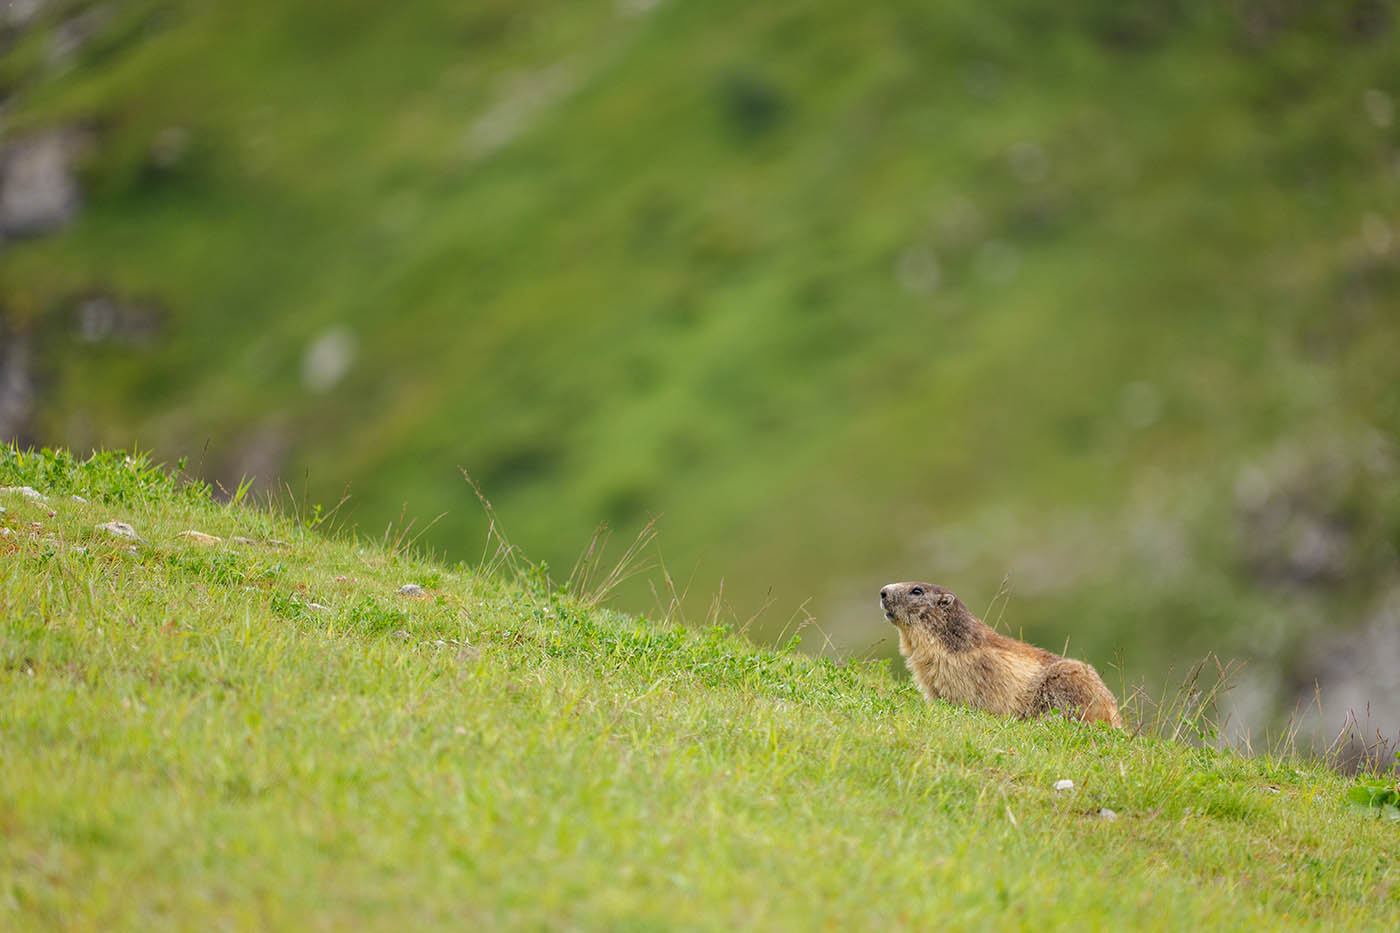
[[3, 0, 1398, 750]]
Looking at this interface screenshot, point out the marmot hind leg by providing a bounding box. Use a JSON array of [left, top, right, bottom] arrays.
[[1026, 659, 1123, 728]]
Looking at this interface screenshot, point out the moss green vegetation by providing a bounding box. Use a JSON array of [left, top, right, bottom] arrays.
[[4, 1, 1400, 734], [2, 448, 1398, 928]]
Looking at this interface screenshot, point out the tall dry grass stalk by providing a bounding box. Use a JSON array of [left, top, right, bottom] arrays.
[[566, 517, 659, 608]]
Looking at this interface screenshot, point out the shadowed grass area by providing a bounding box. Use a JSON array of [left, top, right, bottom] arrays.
[[2, 448, 1397, 928]]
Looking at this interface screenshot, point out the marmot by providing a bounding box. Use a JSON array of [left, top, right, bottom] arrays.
[[880, 581, 1122, 728]]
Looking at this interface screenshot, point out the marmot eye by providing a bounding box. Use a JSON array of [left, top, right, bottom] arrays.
[[911, 587, 923, 596]]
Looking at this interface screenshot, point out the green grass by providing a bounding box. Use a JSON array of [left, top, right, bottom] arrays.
[[3, 447, 1398, 929]]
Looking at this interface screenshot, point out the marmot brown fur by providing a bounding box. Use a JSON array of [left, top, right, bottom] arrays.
[[880, 581, 1122, 728]]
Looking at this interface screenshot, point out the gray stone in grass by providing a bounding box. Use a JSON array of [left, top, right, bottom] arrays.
[[178, 530, 222, 546], [1, 485, 47, 502], [1053, 779, 1075, 793], [398, 583, 425, 597], [306, 602, 330, 612], [1098, 808, 1118, 822], [96, 520, 141, 541], [71, 494, 88, 504]]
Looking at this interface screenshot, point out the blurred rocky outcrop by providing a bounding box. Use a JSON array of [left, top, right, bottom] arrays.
[[1233, 432, 1400, 766], [0, 323, 34, 445], [3, 0, 51, 29], [0, 129, 89, 238], [1233, 432, 1398, 589], [1296, 586, 1400, 768], [47, 3, 110, 68], [74, 295, 163, 345], [223, 423, 290, 498]]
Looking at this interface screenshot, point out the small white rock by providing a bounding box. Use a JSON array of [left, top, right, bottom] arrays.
[[1053, 779, 1075, 793], [2, 485, 47, 502], [97, 521, 140, 540], [71, 494, 89, 504], [398, 583, 425, 597], [1099, 808, 1118, 822], [178, 530, 222, 546], [306, 602, 330, 612], [0, 528, 13, 537]]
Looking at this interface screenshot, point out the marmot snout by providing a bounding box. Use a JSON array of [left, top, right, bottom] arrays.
[[880, 581, 1122, 729]]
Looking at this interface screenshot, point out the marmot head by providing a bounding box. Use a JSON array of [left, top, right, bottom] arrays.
[[879, 581, 967, 628]]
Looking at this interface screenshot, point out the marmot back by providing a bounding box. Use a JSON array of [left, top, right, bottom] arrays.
[[880, 581, 1122, 729]]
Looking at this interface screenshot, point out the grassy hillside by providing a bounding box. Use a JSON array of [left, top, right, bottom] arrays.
[[2, 447, 1399, 928], [3, 1, 1400, 736]]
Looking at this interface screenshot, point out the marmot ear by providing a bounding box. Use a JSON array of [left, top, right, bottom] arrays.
[[938, 592, 955, 606]]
